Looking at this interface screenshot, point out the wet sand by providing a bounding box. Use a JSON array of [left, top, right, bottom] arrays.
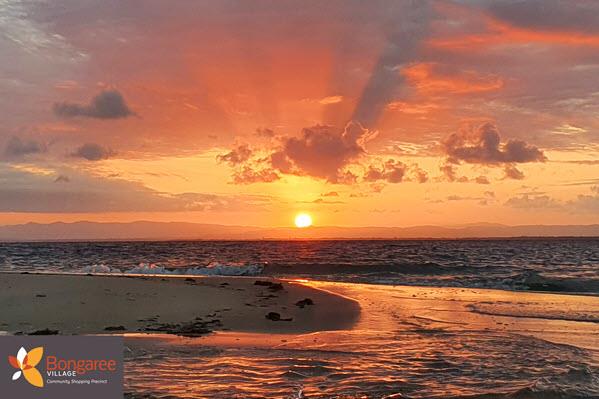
[[122, 281, 599, 398], [0, 273, 360, 335]]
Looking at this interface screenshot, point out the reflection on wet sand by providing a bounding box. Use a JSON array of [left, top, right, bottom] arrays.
[[124, 281, 599, 398]]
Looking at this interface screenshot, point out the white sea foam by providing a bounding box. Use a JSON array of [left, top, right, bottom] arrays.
[[81, 262, 263, 277], [81, 264, 123, 274]]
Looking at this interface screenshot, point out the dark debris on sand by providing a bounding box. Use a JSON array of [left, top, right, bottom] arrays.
[[140, 319, 218, 337], [265, 312, 292, 322], [29, 328, 59, 335], [254, 280, 284, 291], [295, 298, 314, 308], [104, 325, 127, 331]]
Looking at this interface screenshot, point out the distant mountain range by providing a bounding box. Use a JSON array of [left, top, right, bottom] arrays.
[[0, 221, 598, 241]]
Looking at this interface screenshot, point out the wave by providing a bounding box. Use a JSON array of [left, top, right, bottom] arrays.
[[514, 271, 599, 294], [78, 264, 599, 294], [447, 367, 599, 399], [80, 262, 264, 276], [466, 303, 599, 324]]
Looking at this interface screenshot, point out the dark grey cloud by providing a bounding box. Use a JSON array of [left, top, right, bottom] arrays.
[[352, 2, 433, 126], [4, 136, 45, 158], [444, 123, 546, 165], [71, 143, 114, 161], [485, 1, 599, 34], [53, 90, 134, 119]]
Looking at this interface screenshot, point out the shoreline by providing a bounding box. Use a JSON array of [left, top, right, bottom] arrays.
[[0, 273, 360, 336], [3, 269, 597, 298], [2, 272, 598, 340]]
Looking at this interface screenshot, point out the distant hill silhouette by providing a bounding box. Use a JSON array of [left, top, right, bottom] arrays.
[[1, 221, 598, 241]]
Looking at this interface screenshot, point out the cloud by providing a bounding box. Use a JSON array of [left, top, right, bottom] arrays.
[[217, 144, 279, 184], [255, 128, 275, 138], [411, 166, 429, 183], [71, 143, 114, 161], [503, 165, 525, 180], [486, 1, 599, 34], [0, 165, 268, 213], [319, 95, 344, 105], [444, 123, 546, 165], [440, 163, 493, 184], [54, 175, 70, 183], [569, 194, 599, 213], [506, 186, 599, 214], [4, 136, 45, 158], [53, 90, 134, 119], [321, 191, 339, 197], [217, 144, 252, 166], [402, 63, 503, 94], [440, 163, 468, 183], [352, 2, 433, 126], [505, 194, 563, 210], [441, 122, 546, 180], [271, 121, 375, 182], [475, 175, 490, 184], [301, 198, 345, 205], [231, 166, 279, 185], [364, 159, 407, 183]]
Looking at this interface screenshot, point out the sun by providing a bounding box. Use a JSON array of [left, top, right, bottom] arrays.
[[294, 213, 313, 228]]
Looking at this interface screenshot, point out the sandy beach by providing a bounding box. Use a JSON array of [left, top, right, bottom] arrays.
[[2, 273, 599, 397], [0, 273, 360, 335]]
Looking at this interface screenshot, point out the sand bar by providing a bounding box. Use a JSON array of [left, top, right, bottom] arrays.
[[0, 273, 360, 335]]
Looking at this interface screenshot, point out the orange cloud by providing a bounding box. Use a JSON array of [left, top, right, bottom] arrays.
[[402, 63, 503, 95], [430, 16, 599, 50]]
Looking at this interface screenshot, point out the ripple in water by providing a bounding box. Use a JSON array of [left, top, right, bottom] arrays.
[[123, 282, 599, 398]]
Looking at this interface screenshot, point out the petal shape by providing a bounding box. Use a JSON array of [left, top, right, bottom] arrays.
[[8, 356, 19, 369], [23, 367, 44, 388], [17, 347, 27, 367], [11, 370, 21, 381], [26, 347, 43, 367]]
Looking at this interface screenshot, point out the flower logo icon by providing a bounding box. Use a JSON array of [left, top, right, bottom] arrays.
[[8, 346, 44, 388]]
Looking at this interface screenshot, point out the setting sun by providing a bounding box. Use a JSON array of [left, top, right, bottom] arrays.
[[294, 213, 313, 228]]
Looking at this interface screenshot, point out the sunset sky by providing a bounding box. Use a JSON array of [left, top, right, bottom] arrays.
[[1, 0, 599, 228]]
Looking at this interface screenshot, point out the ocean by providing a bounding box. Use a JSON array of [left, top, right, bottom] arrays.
[[2, 238, 598, 398], [1, 238, 598, 293]]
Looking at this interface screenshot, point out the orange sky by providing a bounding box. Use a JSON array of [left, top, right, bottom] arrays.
[[1, 0, 598, 228]]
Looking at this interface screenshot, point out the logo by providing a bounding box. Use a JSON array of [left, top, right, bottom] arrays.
[[2, 336, 122, 398], [8, 346, 44, 388]]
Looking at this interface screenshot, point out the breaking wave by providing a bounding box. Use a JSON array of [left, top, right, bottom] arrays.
[[4, 239, 598, 294], [80, 262, 264, 276]]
